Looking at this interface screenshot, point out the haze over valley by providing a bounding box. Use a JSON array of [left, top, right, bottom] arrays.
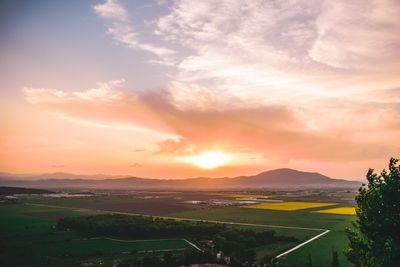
[[1, 0, 399, 266]]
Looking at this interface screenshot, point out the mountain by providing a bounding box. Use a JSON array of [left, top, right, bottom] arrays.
[[0, 168, 361, 189]]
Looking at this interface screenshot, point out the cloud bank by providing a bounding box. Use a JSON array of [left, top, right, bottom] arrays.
[[21, 0, 400, 177]]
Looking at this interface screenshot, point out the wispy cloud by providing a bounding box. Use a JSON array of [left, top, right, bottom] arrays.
[[15, 0, 400, 177], [92, 0, 400, 110], [93, 0, 175, 58], [309, 0, 400, 69], [154, 0, 400, 111], [93, 0, 129, 21]]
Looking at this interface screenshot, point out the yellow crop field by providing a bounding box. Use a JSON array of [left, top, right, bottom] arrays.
[[243, 201, 337, 211], [315, 207, 356, 215]]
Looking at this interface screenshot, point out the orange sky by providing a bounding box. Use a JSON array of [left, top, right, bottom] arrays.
[[1, 0, 399, 180]]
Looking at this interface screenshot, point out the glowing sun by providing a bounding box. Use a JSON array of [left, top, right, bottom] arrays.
[[178, 151, 232, 169]]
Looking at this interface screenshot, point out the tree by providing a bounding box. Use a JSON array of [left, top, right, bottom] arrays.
[[345, 158, 400, 267]]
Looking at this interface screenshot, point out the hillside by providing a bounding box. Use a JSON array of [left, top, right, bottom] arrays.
[[0, 168, 360, 189]]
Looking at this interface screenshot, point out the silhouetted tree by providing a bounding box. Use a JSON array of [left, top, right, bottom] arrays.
[[346, 158, 400, 267]]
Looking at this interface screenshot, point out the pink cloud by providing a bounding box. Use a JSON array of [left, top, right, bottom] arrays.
[[22, 80, 400, 166]]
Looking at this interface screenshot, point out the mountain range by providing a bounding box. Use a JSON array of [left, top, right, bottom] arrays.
[[0, 168, 361, 189]]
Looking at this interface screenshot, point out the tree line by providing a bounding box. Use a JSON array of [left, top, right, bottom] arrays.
[[57, 214, 298, 266]]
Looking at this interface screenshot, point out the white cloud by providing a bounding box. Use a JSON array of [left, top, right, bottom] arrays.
[[151, 0, 400, 112], [309, 0, 400, 69], [89, 0, 400, 115], [93, 0, 128, 21], [23, 80, 127, 104], [74, 1, 400, 161], [93, 0, 175, 58], [92, 0, 400, 104]]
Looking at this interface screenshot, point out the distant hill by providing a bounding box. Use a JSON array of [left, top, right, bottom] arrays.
[[0, 186, 55, 195], [0, 168, 361, 190]]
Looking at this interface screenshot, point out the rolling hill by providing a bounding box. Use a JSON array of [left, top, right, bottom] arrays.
[[0, 168, 361, 189]]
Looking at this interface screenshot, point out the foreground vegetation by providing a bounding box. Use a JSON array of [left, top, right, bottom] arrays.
[[168, 206, 355, 266], [1, 188, 359, 266], [346, 158, 400, 267], [57, 214, 299, 266], [0, 205, 191, 266], [3, 159, 398, 266]]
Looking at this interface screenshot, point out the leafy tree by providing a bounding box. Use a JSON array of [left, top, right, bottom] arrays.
[[346, 158, 400, 267]]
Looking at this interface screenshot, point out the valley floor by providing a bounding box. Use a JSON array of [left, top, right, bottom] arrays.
[[0, 190, 356, 266]]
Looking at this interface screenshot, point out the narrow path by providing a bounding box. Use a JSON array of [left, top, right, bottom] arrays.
[[27, 203, 330, 258], [183, 238, 204, 252], [275, 229, 330, 259]]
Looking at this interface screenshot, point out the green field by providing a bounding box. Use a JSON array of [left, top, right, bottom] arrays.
[[3, 193, 357, 266], [25, 193, 204, 215], [0, 204, 193, 267], [167, 206, 355, 266]]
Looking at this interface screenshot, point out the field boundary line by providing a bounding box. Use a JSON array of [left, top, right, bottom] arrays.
[[275, 229, 330, 259], [27, 203, 326, 232], [82, 237, 203, 251], [27, 203, 330, 258], [84, 237, 188, 243], [183, 239, 203, 252], [177, 218, 327, 231]]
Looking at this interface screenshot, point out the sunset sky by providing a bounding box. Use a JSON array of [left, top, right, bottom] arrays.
[[1, 0, 399, 180]]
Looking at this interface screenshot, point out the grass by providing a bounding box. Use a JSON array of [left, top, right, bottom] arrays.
[[11, 194, 356, 266], [243, 201, 337, 211], [167, 205, 355, 266], [0, 204, 193, 267], [48, 238, 191, 254], [26, 194, 202, 215], [315, 206, 356, 215]]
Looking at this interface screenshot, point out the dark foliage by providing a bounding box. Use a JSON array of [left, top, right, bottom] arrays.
[[345, 158, 400, 267], [57, 214, 299, 266], [0, 186, 54, 195], [57, 214, 226, 239]]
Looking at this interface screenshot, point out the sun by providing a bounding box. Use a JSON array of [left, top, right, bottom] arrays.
[[178, 151, 232, 169]]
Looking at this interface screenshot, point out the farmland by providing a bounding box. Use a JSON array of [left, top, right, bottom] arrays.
[[1, 189, 357, 266], [220, 193, 271, 199], [315, 206, 356, 215], [169, 206, 355, 266], [0, 204, 193, 267], [243, 201, 337, 211]]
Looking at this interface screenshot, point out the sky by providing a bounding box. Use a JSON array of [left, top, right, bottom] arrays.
[[1, 0, 399, 180]]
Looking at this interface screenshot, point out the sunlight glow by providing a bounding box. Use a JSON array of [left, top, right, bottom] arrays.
[[178, 151, 232, 169]]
